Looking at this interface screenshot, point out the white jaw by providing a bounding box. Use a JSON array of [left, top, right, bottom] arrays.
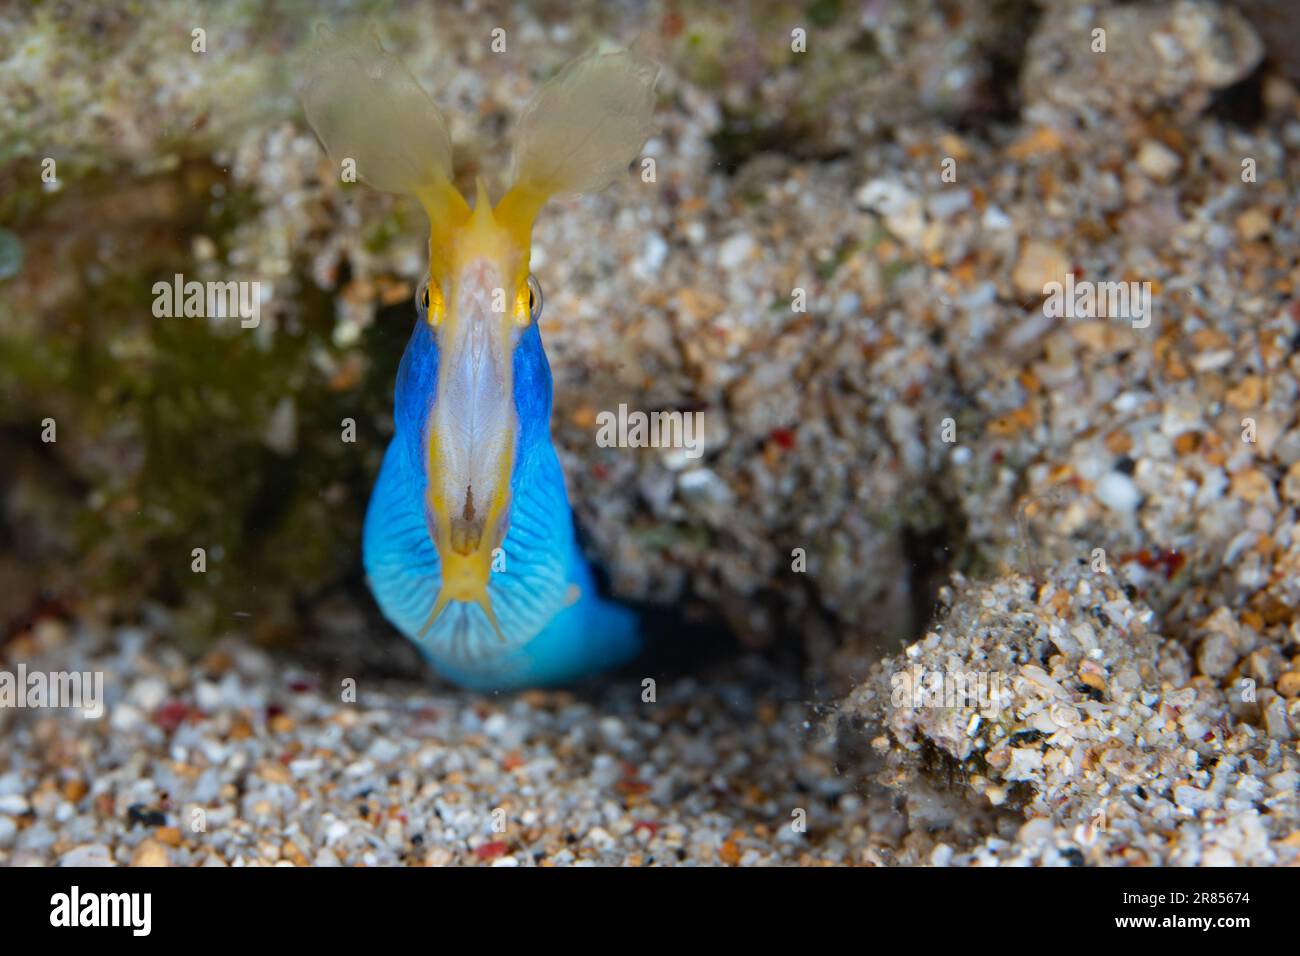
[[428, 259, 518, 557]]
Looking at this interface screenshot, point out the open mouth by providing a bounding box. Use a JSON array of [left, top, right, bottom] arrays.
[[426, 258, 518, 576]]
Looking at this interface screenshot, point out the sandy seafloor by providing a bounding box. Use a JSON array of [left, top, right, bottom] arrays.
[[2, 0, 1300, 865]]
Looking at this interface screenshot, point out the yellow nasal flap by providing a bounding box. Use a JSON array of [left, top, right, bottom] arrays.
[[297, 25, 468, 227], [496, 46, 659, 244]]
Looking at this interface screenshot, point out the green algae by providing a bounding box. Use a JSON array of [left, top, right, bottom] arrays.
[[0, 151, 402, 645]]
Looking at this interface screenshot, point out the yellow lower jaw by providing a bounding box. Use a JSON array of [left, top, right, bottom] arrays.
[[421, 443, 513, 645], [418, 544, 505, 644]]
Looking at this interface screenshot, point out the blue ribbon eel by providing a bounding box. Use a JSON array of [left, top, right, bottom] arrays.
[[299, 28, 658, 690]]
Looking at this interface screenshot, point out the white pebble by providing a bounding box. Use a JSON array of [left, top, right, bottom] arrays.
[[1174, 785, 1216, 811], [1006, 748, 1044, 780], [637, 233, 668, 276], [289, 758, 323, 779], [129, 677, 169, 711], [1136, 140, 1181, 181], [59, 843, 115, 867], [367, 737, 401, 762], [928, 189, 971, 220], [194, 680, 224, 711], [717, 233, 755, 269], [0, 793, 29, 815], [855, 178, 925, 246], [1094, 472, 1141, 513], [981, 205, 1012, 230], [110, 703, 144, 733]]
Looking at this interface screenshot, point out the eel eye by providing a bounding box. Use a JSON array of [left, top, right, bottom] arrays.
[[527, 273, 543, 323], [417, 277, 443, 327]]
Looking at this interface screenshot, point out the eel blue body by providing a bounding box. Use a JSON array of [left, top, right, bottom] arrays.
[[362, 301, 640, 690], [298, 28, 658, 690]]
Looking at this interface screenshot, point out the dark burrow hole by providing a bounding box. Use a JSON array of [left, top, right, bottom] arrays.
[[955, 0, 1044, 130], [619, 480, 970, 694], [902, 512, 968, 649], [1207, 65, 1267, 128], [637, 450, 972, 686]]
